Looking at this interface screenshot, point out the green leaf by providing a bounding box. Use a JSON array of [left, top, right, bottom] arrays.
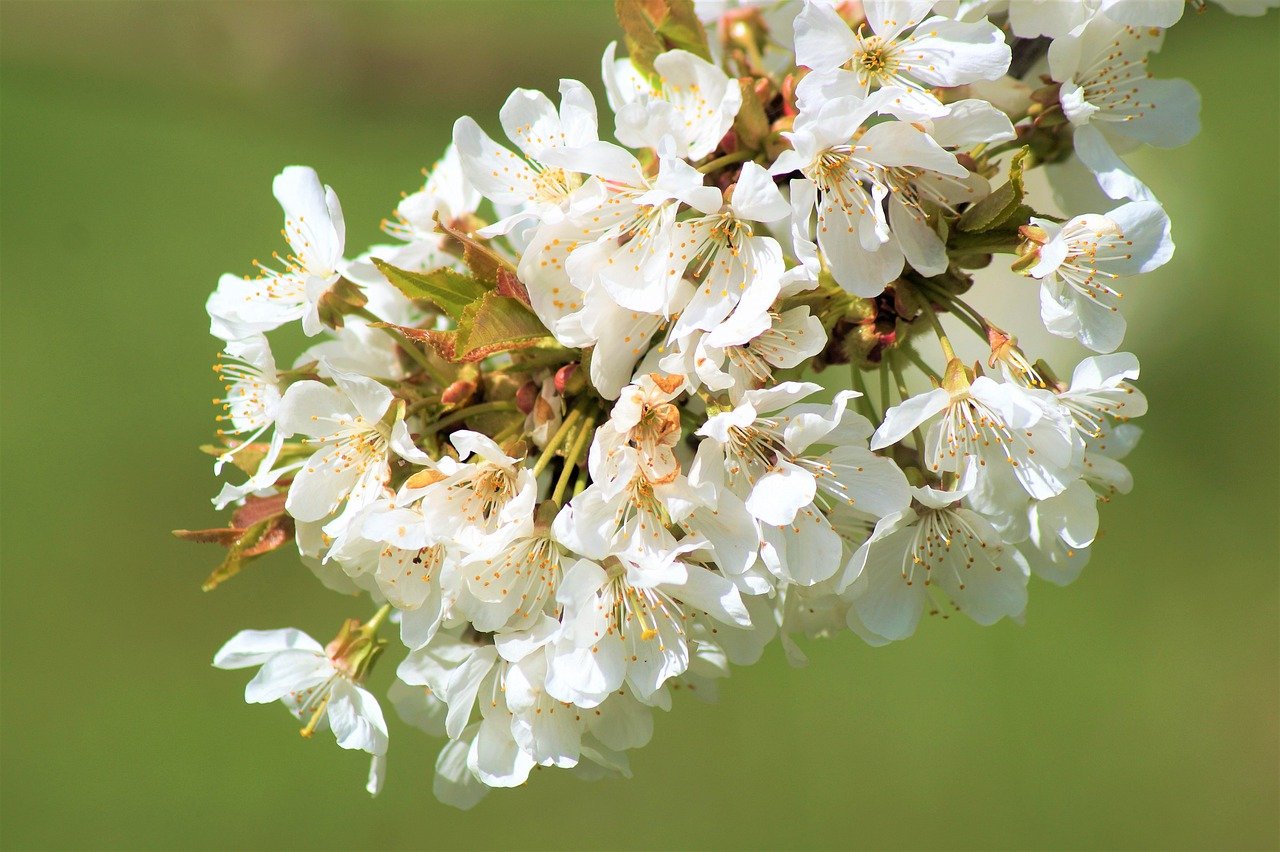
[[616, 0, 666, 77], [371, 258, 488, 322], [958, 148, 1030, 233], [435, 215, 516, 282], [615, 0, 712, 78], [657, 0, 711, 61], [948, 208, 1036, 256], [375, 293, 556, 364], [455, 291, 557, 362]]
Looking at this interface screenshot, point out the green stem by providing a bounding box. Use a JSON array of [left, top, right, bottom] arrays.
[[531, 408, 583, 478], [878, 361, 892, 417], [889, 353, 929, 472], [551, 415, 595, 506], [423, 401, 516, 435], [698, 149, 752, 174], [901, 346, 942, 382], [919, 299, 957, 362], [849, 361, 879, 424], [920, 283, 988, 340]]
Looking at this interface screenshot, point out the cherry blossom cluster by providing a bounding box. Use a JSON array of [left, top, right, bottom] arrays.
[[182, 0, 1274, 806]]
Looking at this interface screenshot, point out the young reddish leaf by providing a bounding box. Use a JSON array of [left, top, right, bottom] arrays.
[[230, 492, 288, 530], [495, 267, 532, 307], [172, 527, 242, 545], [375, 323, 458, 361], [455, 291, 555, 362], [435, 215, 516, 281]]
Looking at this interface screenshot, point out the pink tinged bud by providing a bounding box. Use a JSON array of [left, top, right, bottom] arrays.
[[441, 379, 477, 406], [554, 363, 579, 395], [515, 380, 540, 414]]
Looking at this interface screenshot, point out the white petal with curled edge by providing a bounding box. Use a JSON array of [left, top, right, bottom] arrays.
[[469, 713, 535, 788], [1108, 201, 1174, 274], [494, 615, 561, 663], [243, 650, 332, 704], [904, 17, 1011, 88], [330, 369, 393, 426], [273, 166, 342, 274], [434, 725, 488, 809], [1070, 351, 1141, 392], [793, 0, 857, 71], [213, 628, 324, 670], [285, 443, 363, 523], [823, 445, 913, 520], [328, 681, 389, 755], [547, 628, 625, 709], [871, 387, 950, 449], [275, 380, 349, 438], [500, 87, 565, 160], [759, 505, 843, 586], [557, 79, 599, 148], [848, 523, 925, 641], [675, 563, 752, 627], [443, 646, 498, 739], [858, 120, 969, 177], [1072, 124, 1155, 202], [452, 116, 537, 208], [747, 460, 816, 526], [890, 195, 948, 277], [730, 161, 791, 222], [742, 380, 822, 417]]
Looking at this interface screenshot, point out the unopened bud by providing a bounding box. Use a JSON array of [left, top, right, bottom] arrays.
[[441, 379, 477, 406], [533, 394, 555, 426], [555, 363, 584, 395], [515, 380, 540, 414]]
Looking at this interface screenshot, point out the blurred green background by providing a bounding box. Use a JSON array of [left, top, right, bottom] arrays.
[[2, 2, 1277, 849]]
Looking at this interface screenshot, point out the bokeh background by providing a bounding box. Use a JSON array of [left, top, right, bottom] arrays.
[[2, 2, 1277, 849]]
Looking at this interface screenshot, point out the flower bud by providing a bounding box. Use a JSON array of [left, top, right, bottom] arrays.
[[441, 379, 477, 406], [515, 380, 540, 414], [554, 363, 584, 395]]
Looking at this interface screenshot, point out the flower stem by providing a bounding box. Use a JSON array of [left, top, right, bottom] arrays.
[[422, 400, 516, 434], [850, 361, 879, 424], [901, 346, 942, 382], [889, 352, 929, 472], [919, 299, 957, 362], [531, 407, 583, 477], [919, 282, 988, 340], [698, 149, 752, 174], [552, 415, 595, 506]]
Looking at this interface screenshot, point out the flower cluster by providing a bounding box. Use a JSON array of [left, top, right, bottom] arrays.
[[181, 0, 1273, 806]]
